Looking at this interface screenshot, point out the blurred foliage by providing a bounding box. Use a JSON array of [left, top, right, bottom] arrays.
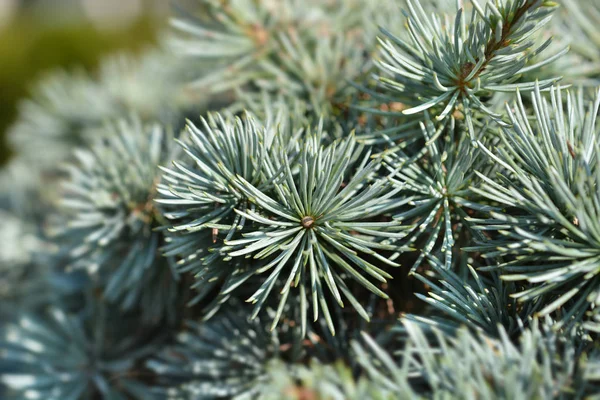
[[0, 14, 161, 164]]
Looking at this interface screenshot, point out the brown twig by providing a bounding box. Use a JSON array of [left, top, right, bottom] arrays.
[[457, 0, 539, 90]]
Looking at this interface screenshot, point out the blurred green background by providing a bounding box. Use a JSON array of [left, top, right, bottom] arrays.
[[0, 1, 165, 165]]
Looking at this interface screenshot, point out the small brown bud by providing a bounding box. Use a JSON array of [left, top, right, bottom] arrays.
[[301, 216, 315, 229]]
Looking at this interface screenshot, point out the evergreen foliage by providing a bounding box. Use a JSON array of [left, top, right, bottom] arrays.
[[370, 0, 566, 140], [0, 210, 50, 320], [355, 318, 598, 398], [147, 306, 296, 399], [2, 0, 600, 398], [0, 301, 161, 399], [168, 0, 381, 114], [221, 130, 403, 333], [52, 118, 180, 322], [471, 86, 600, 330]]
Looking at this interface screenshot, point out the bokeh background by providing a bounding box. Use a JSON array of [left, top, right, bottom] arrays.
[[0, 0, 167, 164]]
